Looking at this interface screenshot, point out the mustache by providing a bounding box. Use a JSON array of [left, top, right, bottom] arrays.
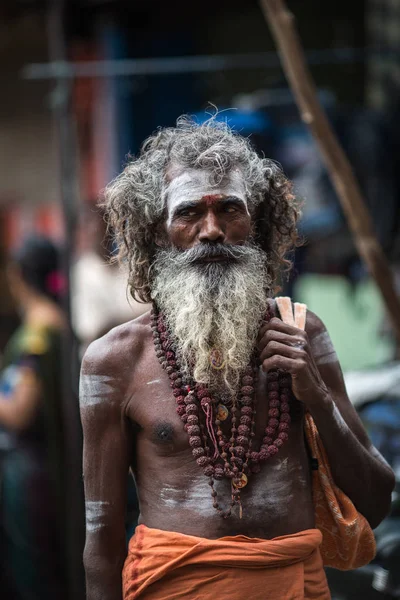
[[175, 243, 253, 265]]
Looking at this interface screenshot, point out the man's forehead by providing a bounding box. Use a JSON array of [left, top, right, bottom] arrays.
[[163, 167, 247, 206]]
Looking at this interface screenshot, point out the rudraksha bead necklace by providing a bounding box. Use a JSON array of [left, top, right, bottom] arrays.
[[151, 304, 292, 519]]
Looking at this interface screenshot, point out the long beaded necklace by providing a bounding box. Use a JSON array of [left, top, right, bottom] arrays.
[[151, 304, 292, 518]]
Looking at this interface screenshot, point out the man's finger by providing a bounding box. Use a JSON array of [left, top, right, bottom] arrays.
[[259, 340, 308, 363]]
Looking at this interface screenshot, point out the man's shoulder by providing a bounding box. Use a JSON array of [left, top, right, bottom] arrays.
[[81, 310, 152, 377]]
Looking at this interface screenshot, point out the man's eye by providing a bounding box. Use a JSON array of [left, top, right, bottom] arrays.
[[224, 205, 238, 213], [179, 209, 197, 217]]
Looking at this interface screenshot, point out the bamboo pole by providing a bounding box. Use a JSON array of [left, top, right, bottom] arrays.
[[259, 0, 400, 343]]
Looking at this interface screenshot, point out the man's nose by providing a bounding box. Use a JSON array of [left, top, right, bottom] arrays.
[[198, 212, 225, 243]]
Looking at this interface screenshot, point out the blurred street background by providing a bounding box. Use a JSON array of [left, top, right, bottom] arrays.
[[0, 1, 400, 599]]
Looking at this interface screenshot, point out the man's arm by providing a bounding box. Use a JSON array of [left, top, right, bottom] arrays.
[[259, 311, 395, 529], [80, 335, 133, 600]]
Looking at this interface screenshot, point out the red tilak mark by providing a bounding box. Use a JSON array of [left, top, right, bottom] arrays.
[[202, 194, 223, 206]]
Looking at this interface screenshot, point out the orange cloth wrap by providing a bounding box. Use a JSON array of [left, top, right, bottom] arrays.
[[123, 525, 330, 600]]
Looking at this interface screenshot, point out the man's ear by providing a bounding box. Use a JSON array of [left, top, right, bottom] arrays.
[[154, 222, 168, 247]]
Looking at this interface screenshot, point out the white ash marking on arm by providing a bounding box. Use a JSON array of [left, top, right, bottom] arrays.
[[147, 379, 162, 386], [310, 330, 338, 366], [85, 500, 110, 532], [79, 374, 115, 407]]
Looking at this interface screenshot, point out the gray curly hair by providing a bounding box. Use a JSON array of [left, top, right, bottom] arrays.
[[102, 115, 300, 302]]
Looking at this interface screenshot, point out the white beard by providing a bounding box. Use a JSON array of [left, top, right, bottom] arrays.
[[151, 243, 271, 395]]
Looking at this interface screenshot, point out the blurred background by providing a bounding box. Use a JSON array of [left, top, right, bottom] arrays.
[[0, 0, 399, 599]]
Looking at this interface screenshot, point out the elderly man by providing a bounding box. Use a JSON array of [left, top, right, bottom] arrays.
[[80, 117, 394, 600]]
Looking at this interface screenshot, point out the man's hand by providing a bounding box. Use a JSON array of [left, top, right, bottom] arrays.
[[258, 317, 329, 406]]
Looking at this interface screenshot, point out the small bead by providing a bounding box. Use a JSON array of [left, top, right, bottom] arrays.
[[281, 403, 290, 413], [278, 432, 289, 441], [240, 396, 253, 406], [187, 415, 199, 425], [267, 381, 279, 391], [176, 405, 185, 416], [204, 465, 215, 477], [176, 396, 185, 405], [278, 422, 290, 432], [221, 452, 227, 459], [187, 425, 200, 436], [235, 446, 245, 458], [242, 375, 254, 386], [214, 466, 224, 480], [265, 426, 275, 436], [268, 391, 279, 400], [241, 406, 253, 416], [269, 398, 280, 408], [268, 408, 279, 418], [238, 425, 250, 436], [196, 456, 210, 467], [280, 413, 291, 423], [280, 393, 290, 402], [236, 435, 248, 446], [186, 404, 199, 415], [268, 445, 279, 456], [268, 372, 279, 381], [196, 388, 209, 399], [211, 490, 217, 497], [200, 397, 212, 408], [192, 447, 205, 458], [268, 418, 279, 429], [264, 436, 273, 445], [241, 386, 254, 395], [274, 438, 284, 448], [240, 415, 252, 426], [189, 436, 202, 448]]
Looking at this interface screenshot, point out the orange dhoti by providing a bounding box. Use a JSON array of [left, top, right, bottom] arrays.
[[123, 525, 331, 600]]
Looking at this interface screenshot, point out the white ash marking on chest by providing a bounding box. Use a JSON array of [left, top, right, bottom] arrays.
[[79, 374, 115, 407], [147, 379, 162, 386], [250, 475, 293, 518], [85, 500, 110, 532], [160, 479, 216, 516], [310, 331, 338, 365]]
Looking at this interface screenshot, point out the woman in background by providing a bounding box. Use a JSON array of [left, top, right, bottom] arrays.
[[0, 237, 67, 600]]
